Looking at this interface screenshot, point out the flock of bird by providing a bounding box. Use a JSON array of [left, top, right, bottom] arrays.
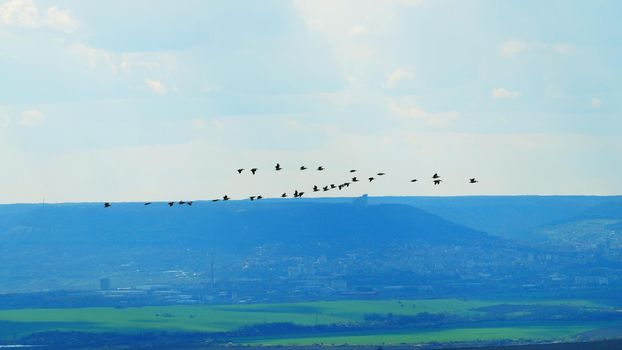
[[103, 163, 478, 208]]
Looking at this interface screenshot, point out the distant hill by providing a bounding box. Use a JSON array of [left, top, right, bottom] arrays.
[[0, 199, 495, 292], [0, 200, 490, 249], [368, 196, 622, 241], [528, 199, 622, 249], [3, 195, 620, 292]]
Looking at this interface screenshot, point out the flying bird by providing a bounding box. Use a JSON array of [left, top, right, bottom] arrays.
[[275, 163, 282, 171], [237, 168, 244, 174], [313, 185, 319, 192], [368, 177, 375, 182], [432, 173, 440, 179], [257, 195, 263, 200], [300, 166, 307, 170], [350, 169, 357, 173], [433, 179, 442, 185], [323, 186, 329, 191], [250, 196, 256, 201], [168, 202, 175, 207], [187, 201, 193, 206], [410, 179, 418, 182], [281, 193, 287, 198], [377, 172, 386, 176], [104, 202, 111, 208], [223, 195, 230, 201], [330, 184, 336, 189], [352, 177, 359, 182], [298, 191, 305, 197], [144, 202, 152, 205], [179, 201, 186, 205], [317, 166, 325, 171], [251, 168, 258, 175], [294, 190, 299, 197], [212, 199, 220, 202], [338, 185, 343, 190], [469, 178, 478, 184]]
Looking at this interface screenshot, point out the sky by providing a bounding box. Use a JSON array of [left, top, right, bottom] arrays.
[[1, 0, 621, 203]]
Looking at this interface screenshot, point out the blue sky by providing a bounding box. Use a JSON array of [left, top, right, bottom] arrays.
[[1, 0, 621, 203]]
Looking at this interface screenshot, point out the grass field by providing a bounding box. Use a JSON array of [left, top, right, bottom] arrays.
[[0, 298, 614, 344], [243, 325, 597, 345]]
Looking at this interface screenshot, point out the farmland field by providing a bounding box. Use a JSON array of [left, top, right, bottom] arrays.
[[0, 299, 618, 345], [242, 324, 597, 345]]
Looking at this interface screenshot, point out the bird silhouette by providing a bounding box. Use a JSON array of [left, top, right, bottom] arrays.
[[323, 186, 329, 191], [433, 179, 442, 185], [432, 173, 440, 179], [281, 193, 287, 198], [251, 168, 258, 175], [350, 169, 357, 173], [257, 195, 263, 200], [104, 202, 111, 208], [212, 199, 219, 202], [275, 163, 282, 171], [368, 177, 375, 182], [144, 202, 152, 205], [313, 185, 319, 192], [343, 182, 350, 187], [294, 190, 299, 197], [338, 184, 343, 190], [187, 201, 193, 206], [298, 191, 305, 197], [237, 168, 244, 174], [410, 179, 418, 182], [250, 196, 256, 201], [330, 184, 336, 189], [223, 195, 230, 201], [352, 177, 359, 182], [300, 166, 307, 170], [317, 166, 325, 171], [377, 172, 386, 176], [178, 201, 186, 205], [168, 202, 175, 207], [469, 178, 478, 183]]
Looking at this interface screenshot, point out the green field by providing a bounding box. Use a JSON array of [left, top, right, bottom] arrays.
[[244, 325, 596, 345], [0, 298, 615, 344]]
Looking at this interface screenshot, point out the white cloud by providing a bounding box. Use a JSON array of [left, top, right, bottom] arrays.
[[385, 67, 415, 88], [349, 25, 367, 35], [191, 118, 223, 131], [284, 119, 300, 129], [145, 79, 166, 95], [553, 43, 574, 55], [200, 83, 222, 94], [394, 0, 425, 6], [591, 98, 602, 108], [491, 88, 520, 99], [500, 40, 575, 57], [70, 43, 111, 71], [0, 110, 10, 129], [499, 40, 527, 57], [499, 40, 526, 57], [0, 0, 39, 28], [45, 6, 79, 33], [388, 97, 458, 127], [70, 43, 174, 75], [190, 119, 208, 130], [19, 109, 45, 127], [0, 0, 79, 32]]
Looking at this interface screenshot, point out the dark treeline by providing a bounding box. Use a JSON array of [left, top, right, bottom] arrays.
[[15, 330, 622, 350]]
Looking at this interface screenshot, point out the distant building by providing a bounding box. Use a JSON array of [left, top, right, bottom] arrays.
[[100, 278, 111, 291]]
